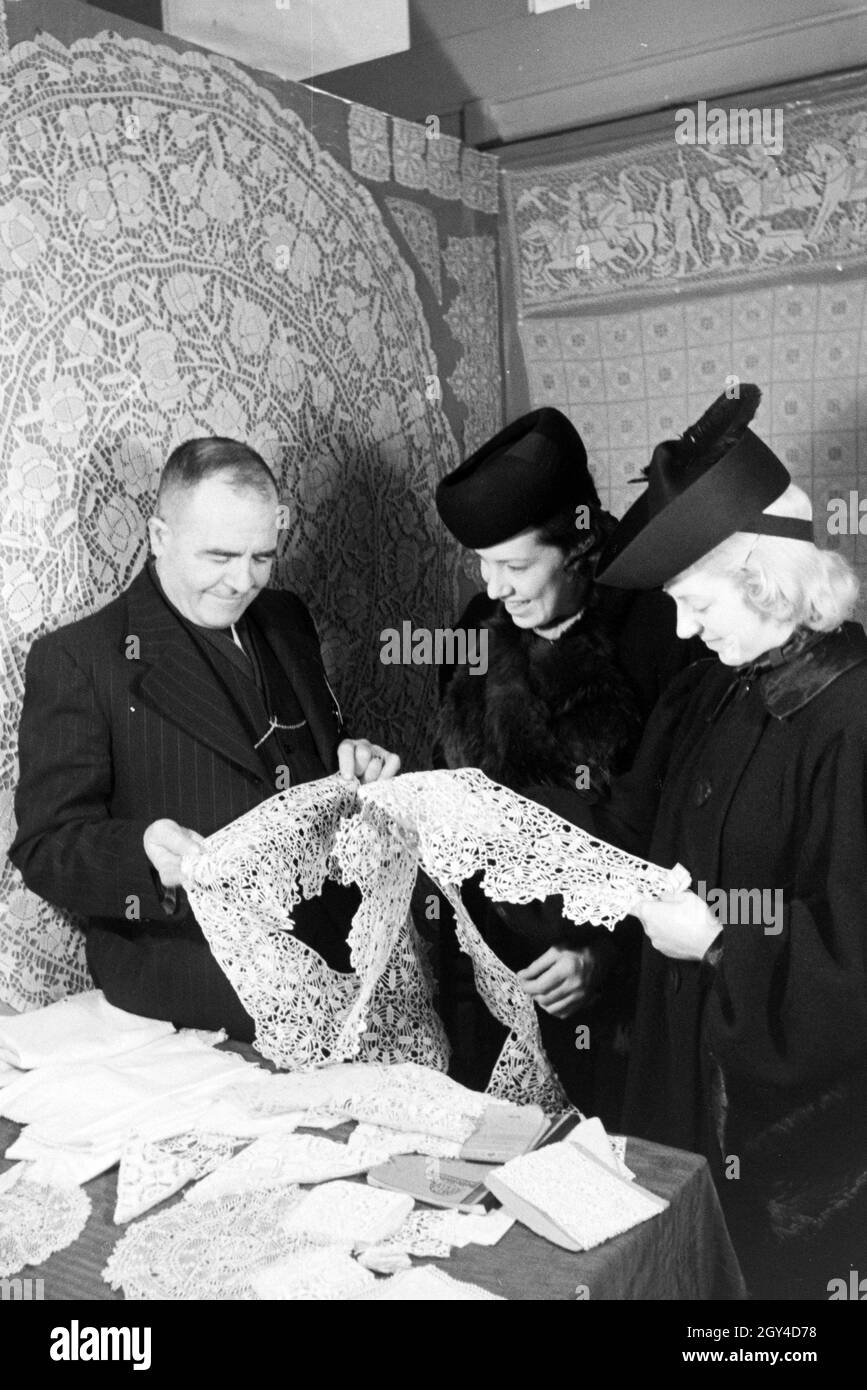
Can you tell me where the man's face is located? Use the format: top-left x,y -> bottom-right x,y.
149,476 -> 279,628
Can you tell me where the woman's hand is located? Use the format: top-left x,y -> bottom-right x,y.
517,944 -> 599,1019
633,890 -> 721,961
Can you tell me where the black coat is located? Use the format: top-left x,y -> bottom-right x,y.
9,567 -> 349,1037
548,622 -> 867,1298
436,585 -> 702,1116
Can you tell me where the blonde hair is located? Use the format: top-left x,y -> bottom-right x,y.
671,484 -> 859,631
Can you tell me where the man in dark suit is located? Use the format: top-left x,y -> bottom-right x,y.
9,437 -> 399,1040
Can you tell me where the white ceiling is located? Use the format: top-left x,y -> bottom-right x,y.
162,0 -> 410,82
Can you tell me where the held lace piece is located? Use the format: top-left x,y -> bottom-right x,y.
183,771 -> 687,1106
182,776 -> 449,1073
0,1165 -> 91,1275
102,1186 -> 314,1300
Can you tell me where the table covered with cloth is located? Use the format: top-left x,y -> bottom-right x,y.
0,1044 -> 745,1302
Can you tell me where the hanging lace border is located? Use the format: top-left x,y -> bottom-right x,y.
183,771 -> 687,1104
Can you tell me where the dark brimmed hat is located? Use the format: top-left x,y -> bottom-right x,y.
435,407 -> 598,549
595,386 -> 814,589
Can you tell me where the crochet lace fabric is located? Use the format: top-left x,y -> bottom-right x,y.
0,25 -> 500,1011
103,1186 -> 314,1300
0,1166 -> 91,1275
184,770 -> 687,1107
493,1142 -> 665,1250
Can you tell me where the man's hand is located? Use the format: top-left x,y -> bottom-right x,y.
143,819 -> 206,889
517,943 -> 598,1019
337,738 -> 401,784
633,890 -> 721,961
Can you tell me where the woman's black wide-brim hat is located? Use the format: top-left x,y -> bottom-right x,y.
435,407 -> 598,548
595,385 -> 814,589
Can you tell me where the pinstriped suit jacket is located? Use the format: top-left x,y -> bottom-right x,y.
8,567 -> 347,1036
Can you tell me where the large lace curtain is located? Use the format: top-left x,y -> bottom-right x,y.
0,2 -> 502,1009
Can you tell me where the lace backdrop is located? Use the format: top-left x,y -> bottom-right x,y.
502,78 -> 867,618
0,14 -> 501,1009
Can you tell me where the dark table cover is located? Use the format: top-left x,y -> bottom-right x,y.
0,1044 -> 746,1301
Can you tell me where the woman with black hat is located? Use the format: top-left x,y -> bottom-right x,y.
434,407 -> 701,1121
568,384 -> 867,1298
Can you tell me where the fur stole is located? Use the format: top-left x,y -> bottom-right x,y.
438,601 -> 643,793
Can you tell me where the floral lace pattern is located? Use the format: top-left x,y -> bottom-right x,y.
0,1165 -> 91,1275
103,1186 -> 312,1299
0,25 -> 501,1011
184,770 -> 686,1106
114,1130 -> 243,1224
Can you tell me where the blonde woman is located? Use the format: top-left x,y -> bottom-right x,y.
573,385 -> 867,1299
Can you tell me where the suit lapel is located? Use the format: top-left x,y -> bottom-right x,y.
126,569 -> 268,783
247,600 -> 342,773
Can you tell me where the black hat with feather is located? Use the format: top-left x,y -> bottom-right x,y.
595,385 -> 813,589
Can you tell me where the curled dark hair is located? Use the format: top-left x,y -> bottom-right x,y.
534,504 -> 618,568
533,504 -> 624,616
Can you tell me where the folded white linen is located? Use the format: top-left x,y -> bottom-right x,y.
4,1137 -> 122,1188
0,991 -> 174,1069
0,1035 -> 259,1184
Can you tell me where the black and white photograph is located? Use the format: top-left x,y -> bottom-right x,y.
0,0 -> 865,1348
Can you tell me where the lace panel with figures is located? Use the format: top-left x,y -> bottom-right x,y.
183,769 -> 687,1107
0,27 -> 480,1010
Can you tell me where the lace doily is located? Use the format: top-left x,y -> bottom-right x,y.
114,1129 -> 244,1223
281,1181 -> 414,1248
250,1246 -> 375,1301
0,23 -> 494,1012
103,1186 -> 313,1300
491,1142 -> 666,1251
184,770 -> 686,1106
0,1165 -> 91,1275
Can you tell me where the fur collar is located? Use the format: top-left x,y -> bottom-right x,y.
438,601 -> 643,794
